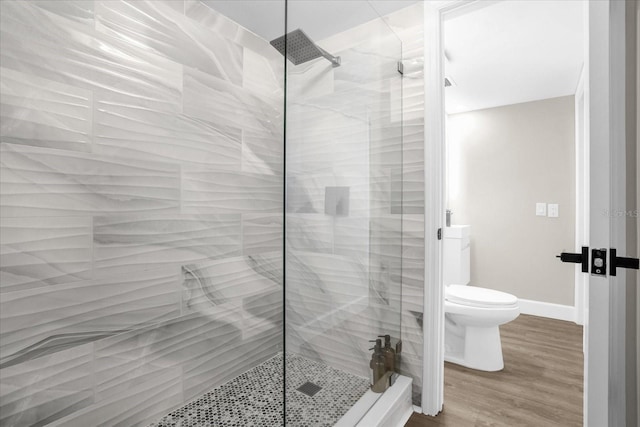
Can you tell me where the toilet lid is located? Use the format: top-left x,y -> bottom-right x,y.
446,285 -> 518,308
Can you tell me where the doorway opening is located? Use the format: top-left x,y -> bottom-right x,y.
440,1 -> 585,424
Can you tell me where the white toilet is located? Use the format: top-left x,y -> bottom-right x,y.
443,225 -> 520,371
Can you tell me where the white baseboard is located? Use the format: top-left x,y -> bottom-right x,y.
518,299 -> 576,322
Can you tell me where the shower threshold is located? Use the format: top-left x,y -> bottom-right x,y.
148,353 -> 371,427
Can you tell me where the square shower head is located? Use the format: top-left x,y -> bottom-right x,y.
270,29 -> 324,65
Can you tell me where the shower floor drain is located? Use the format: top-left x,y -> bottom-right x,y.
297,381 -> 322,397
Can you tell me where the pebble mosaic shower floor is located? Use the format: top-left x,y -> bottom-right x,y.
148,353 -> 371,427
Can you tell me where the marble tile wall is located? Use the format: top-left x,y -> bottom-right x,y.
0,1 -> 284,425
284,3 -> 425,407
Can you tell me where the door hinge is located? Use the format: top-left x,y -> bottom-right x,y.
437,228 -> 442,240
397,61 -> 404,75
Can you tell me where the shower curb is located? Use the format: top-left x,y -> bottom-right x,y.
335,375 -> 413,427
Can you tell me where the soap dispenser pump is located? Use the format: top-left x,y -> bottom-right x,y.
369,339 -> 386,392
378,334 -> 396,373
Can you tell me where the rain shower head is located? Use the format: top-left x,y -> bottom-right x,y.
270,29 -> 341,67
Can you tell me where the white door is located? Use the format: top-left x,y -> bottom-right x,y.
583,1 -> 636,426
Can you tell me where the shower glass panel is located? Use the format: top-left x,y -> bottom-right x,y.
284,1 -> 404,424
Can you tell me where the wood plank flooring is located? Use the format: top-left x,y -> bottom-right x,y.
406,314 -> 583,427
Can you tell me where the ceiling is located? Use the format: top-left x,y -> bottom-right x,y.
444,1 -> 584,114
203,0 -> 420,42
203,1 -> 584,115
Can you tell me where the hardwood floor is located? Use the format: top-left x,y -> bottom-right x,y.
406,314 -> 583,427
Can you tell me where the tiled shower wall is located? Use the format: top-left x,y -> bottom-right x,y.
0,1 -> 284,425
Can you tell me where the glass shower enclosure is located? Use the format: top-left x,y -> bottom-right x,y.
0,0 -> 405,425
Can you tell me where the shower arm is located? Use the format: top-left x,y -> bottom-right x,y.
316,46 -> 341,67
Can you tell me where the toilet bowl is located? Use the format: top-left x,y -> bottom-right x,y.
444,284 -> 520,371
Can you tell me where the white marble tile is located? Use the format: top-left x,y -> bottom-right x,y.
285,174 -> 328,214
286,250 -> 368,331
369,168 -> 392,215
286,173 -> 372,217
287,60 -> 336,101
286,105 -> 369,175
182,170 -> 281,214
403,166 -> 425,214
391,166 -> 424,215
0,143 -> 181,217
0,216 -> 92,293
401,291 -> 424,359
403,78 -> 425,123
93,214 -> 241,276
0,67 -> 92,152
0,343 -> 93,427
94,101 -> 242,171
403,123 -> 424,169
0,1 -> 183,113
242,214 -> 282,255
286,214 -> 333,254
28,0 -> 95,25
331,37 -> 400,87
397,352 -> 423,406
182,326 -> 281,401
402,258 -> 424,290
93,313 -> 238,402
183,66 -> 282,139
95,0 -> 243,86
184,0 -> 283,62
48,368 -> 183,427
286,309 -> 377,381
92,304 -> 280,406
369,216 -> 402,262
242,131 -> 283,176
182,254 -> 282,320
341,177 -> 373,217
369,125 -> 403,170
403,214 -> 425,262
333,217 -> 369,260
0,267 -> 181,368
242,47 -> 284,101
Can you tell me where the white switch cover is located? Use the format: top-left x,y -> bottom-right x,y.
548,203 -> 559,217
536,203 -> 547,216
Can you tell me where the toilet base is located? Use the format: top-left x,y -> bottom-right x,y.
445,323 -> 505,372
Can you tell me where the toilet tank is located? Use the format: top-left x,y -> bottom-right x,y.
443,225 -> 470,286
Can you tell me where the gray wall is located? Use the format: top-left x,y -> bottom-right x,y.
448,96 -> 576,305
0,1 -> 284,425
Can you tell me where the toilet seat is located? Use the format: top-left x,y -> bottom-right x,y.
446,285 -> 518,308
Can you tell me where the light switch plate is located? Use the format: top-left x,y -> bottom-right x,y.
536,203 -> 547,216
548,203 -> 559,217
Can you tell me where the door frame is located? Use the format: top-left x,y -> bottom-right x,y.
421,0 -> 631,422
574,66 -> 588,327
